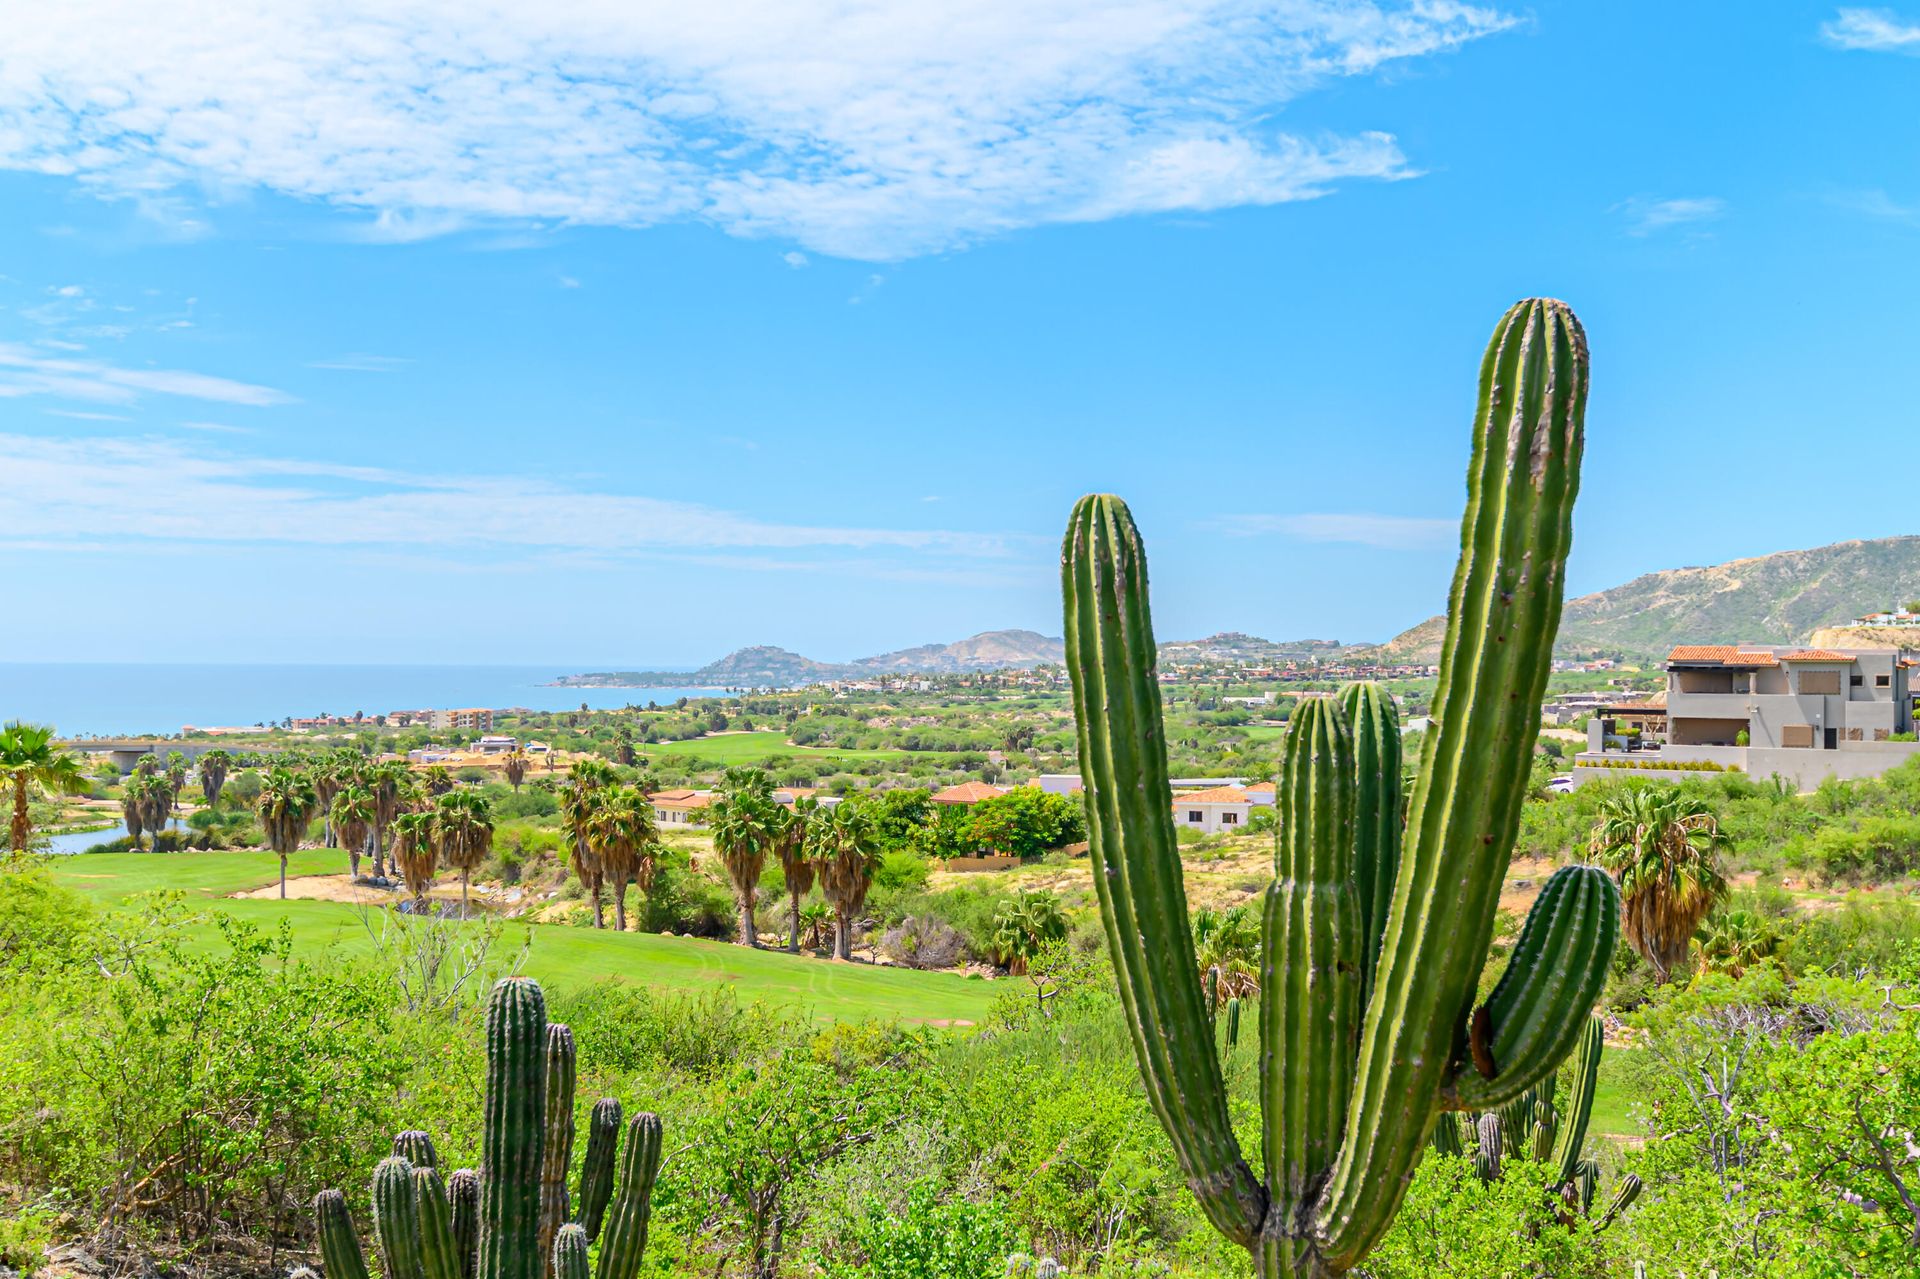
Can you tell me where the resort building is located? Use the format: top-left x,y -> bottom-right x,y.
929,781 -> 1008,806
430,708 -> 494,731
1578,644 -> 1920,789
1172,786 -> 1257,834
474,735 -> 518,754
1852,608 -> 1920,628
648,788 -> 715,825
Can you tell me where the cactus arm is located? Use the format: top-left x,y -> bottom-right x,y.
552,1225 -> 591,1279
1336,682 -> 1401,1008
374,1157 -> 429,1279
1062,494 -> 1267,1248
1317,299 -> 1587,1266
594,1114 -> 664,1279
315,1189 -> 372,1279
448,1169 -> 482,1279
1429,1112 -> 1463,1159
539,1024 -> 579,1268
1452,867 -> 1617,1110
1260,699 -> 1361,1239
575,1098 -> 623,1241
1552,1016 -> 1604,1185
415,1166 -> 464,1279
1597,1173 -> 1641,1229
1473,1115 -> 1503,1183
479,978 -> 549,1279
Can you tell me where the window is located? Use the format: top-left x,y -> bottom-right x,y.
1800,671 -> 1841,696
1222,811 -> 1238,826
1782,724 -> 1814,748
1876,674 -> 1892,688
1187,810 -> 1203,823
1851,674 -> 1864,687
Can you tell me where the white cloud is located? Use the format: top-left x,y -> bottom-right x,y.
1827,187 -> 1920,223
558,275 -> 582,288
783,251 -> 809,268
0,434 -> 1037,568
179,420 -> 256,434
1213,512 -> 1454,549
308,353 -> 412,373
1822,8 -> 1920,51
0,1 -> 1516,260
1614,195 -> 1726,237
0,343 -> 291,406
45,408 -> 132,421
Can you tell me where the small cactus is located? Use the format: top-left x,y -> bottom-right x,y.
394,1130 -> 440,1169
574,1098 -> 623,1242
312,980 -> 663,1279
1473,1114 -> 1503,1184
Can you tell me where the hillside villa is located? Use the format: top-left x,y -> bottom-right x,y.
1577,644 -> 1920,789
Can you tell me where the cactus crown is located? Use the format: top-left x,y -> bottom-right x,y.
1062,300 -> 1618,1278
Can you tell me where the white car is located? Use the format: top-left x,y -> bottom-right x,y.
1544,775 -> 1576,795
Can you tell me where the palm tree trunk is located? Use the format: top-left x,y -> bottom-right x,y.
614,881 -> 628,933
279,854 -> 288,899
788,889 -> 802,953
462,871 -> 471,917
591,881 -> 605,929
350,847 -> 361,879
738,894 -> 758,948
835,909 -> 852,960
11,777 -> 30,855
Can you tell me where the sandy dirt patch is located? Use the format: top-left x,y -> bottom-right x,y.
231,874 -> 480,906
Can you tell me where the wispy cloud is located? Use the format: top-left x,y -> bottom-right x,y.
1821,8 -> 1920,51
0,1 -> 1516,260
0,434 -> 1038,573
1826,187 -> 1920,224
1614,195 -> 1726,237
45,408 -> 131,421
308,353 -> 412,373
179,420 -> 256,435
0,343 -> 291,406
783,252 -> 809,269
1212,512 -> 1454,550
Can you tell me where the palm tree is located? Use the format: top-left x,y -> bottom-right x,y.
773,799 -> 817,953
1192,903 -> 1262,1001
257,766 -> 317,898
139,772 -> 173,845
707,768 -> 778,948
993,891 -> 1067,974
813,799 -> 881,961
164,751 -> 189,813
331,783 -> 377,880
558,760 -> 619,928
311,752 -> 349,848
422,765 -> 455,797
198,748 -> 232,809
432,789 -> 494,915
586,784 -> 659,932
1,722 -> 88,857
503,748 -> 529,792
367,760 -> 410,880
1696,907 -> 1778,978
390,809 -> 438,909
798,899 -> 834,950
1591,787 -> 1732,984
121,775 -> 150,852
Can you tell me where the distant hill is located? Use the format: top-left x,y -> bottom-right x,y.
1365,535 -> 1920,663
555,629 -> 1066,688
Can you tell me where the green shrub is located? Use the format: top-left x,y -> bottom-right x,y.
827,1185 -> 1016,1279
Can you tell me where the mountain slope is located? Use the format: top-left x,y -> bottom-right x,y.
556,629 -> 1065,687
856,629 -> 1063,671
1369,536 -> 1920,662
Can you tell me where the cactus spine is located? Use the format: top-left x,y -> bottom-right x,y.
595,1114 -> 664,1279
552,1224 -> 591,1279
448,1169 -> 482,1279
575,1098 -> 624,1242
539,1024 -> 578,1268
480,977 -> 548,1279
315,1189 -> 371,1279
1063,300 -> 1607,1277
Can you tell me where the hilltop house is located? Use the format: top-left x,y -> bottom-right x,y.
929,781 -> 1007,806
648,788 -> 715,825
1173,786 -> 1260,834
1578,644 -> 1920,789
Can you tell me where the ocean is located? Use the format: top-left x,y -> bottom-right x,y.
0,664 -> 726,738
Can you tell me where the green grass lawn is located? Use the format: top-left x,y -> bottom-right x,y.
1588,1047 -> 1642,1139
49,850 -> 995,1024
636,730 -> 906,764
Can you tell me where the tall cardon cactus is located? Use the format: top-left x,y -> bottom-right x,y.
1062,299 -> 1619,1277
313,978 -> 663,1279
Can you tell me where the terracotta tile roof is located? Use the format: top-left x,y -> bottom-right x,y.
1780,649 -> 1852,662
1665,646 -> 1778,667
1172,786 -> 1251,805
930,781 -> 1007,804
648,789 -> 714,809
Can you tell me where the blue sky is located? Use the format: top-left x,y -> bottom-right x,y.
3,2 -> 1918,666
